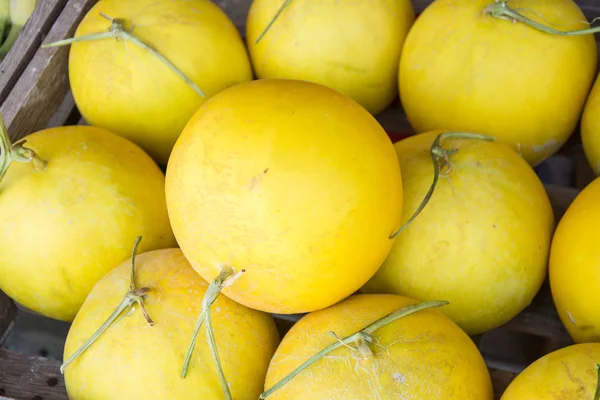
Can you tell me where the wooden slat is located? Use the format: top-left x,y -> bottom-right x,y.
501,283 -> 574,344
44,90 -> 79,129
490,367 -> 518,399
0,292 -> 15,341
545,184 -> 580,224
0,0 -> 68,105
0,0 -> 97,142
0,349 -> 66,400
214,0 -> 252,32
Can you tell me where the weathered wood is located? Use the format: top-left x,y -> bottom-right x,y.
0,349 -> 66,400
0,0 -> 68,105
490,367 -> 519,399
502,283 -> 574,344
0,292 -> 15,341
0,0 -> 96,142
545,184 -> 580,223
44,90 -> 79,130
214,0 -> 252,32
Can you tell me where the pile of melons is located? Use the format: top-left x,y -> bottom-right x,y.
1,0 -> 600,398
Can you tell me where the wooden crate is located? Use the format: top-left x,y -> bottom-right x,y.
0,0 -> 598,399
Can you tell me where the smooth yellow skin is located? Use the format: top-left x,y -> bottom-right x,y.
0,126 -> 176,321
361,131 -> 554,335
582,74 -> 600,175
165,78 -> 403,314
246,0 -> 415,115
69,0 -> 253,165
64,248 -> 280,400
264,294 -> 494,399
501,343 -> 600,399
550,178 -> 600,343
399,0 -> 598,166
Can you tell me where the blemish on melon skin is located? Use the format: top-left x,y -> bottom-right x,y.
531,139 -> 559,154
248,168 -> 269,190
567,310 -> 577,325
393,372 -> 405,383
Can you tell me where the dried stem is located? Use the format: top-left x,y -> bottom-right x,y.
0,113 -> 47,184
254,0 -> 293,44
484,0 -> 600,35
594,364 -> 600,400
389,132 -> 495,239
180,266 -> 246,400
60,236 -> 153,373
42,13 -> 205,97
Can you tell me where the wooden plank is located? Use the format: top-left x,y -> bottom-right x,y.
0,349 -> 67,400
0,0 -> 68,105
215,0 -> 251,32
502,300 -> 573,344
0,0 -> 97,142
490,367 -> 518,399
44,90 -> 79,129
0,292 -> 15,341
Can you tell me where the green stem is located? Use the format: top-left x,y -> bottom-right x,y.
0,114 -> 12,182
129,236 -> 142,292
259,300 -> 449,399
254,0 -> 293,44
0,113 -> 47,184
484,1 -> 600,35
60,236 -> 153,373
42,13 -> 205,97
594,364 -> 600,400
389,132 -> 495,239
205,306 -> 230,400
60,294 -> 136,373
180,266 -> 245,400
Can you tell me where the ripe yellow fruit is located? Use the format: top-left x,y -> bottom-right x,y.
399,0 -> 597,166
68,0 -> 253,165
361,131 -> 554,335
500,343 -> 600,399
165,78 -> 403,314
246,0 -> 415,115
264,294 -> 494,399
550,177 -> 600,343
64,248 -> 280,399
582,74 -> 600,176
0,125 -> 175,322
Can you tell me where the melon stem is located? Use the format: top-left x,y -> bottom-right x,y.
180,266 -> 245,400
41,13 -> 205,97
0,113 -> 47,183
388,132 -> 495,239
484,0 -> 600,35
594,364 -> 600,400
254,0 -> 293,44
259,300 -> 449,399
60,236 -> 154,373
